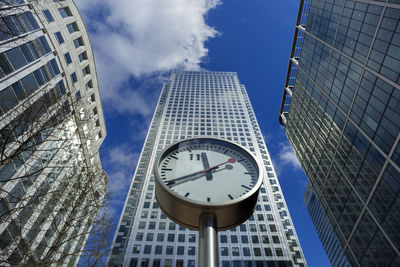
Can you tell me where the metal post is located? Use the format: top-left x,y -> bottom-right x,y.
199,213 -> 219,267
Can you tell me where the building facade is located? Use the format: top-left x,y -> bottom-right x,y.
280,0 -> 400,266
303,184 -> 350,267
108,71 -> 306,267
0,0 -> 106,265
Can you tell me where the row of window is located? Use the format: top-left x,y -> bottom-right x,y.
64,51 -> 87,65
0,36 -> 51,79
0,82 -> 68,183
0,59 -> 61,115
0,11 -> 39,42
132,244 -> 284,258
128,259 -> 292,267
43,6 -> 72,23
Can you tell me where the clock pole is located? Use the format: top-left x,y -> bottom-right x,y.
199,213 -> 219,267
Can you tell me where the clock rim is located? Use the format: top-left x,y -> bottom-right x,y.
155,137 -> 263,206
153,137 -> 265,230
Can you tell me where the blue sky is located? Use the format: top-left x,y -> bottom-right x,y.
76,0 -> 330,266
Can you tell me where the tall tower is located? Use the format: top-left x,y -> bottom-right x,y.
0,0 -> 106,265
280,0 -> 400,266
108,71 -> 306,267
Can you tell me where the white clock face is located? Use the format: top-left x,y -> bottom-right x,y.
158,139 -> 259,204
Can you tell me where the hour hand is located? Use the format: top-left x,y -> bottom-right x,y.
201,152 -> 213,180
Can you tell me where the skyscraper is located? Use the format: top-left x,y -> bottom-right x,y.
303,184 -> 350,267
0,0 -> 106,265
280,0 -> 400,266
108,71 -> 306,267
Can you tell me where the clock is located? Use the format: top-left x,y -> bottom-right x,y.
154,137 -> 264,230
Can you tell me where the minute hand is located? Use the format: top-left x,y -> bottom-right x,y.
165,158 -> 236,186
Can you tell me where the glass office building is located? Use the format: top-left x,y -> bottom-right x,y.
0,0 -> 106,265
108,71 -> 306,267
280,0 -> 400,266
303,184 -> 350,267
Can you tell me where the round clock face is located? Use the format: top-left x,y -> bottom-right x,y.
157,138 -> 259,204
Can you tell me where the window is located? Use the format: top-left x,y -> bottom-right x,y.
144,245 -> 151,254
178,234 -> 185,242
272,236 -> 280,244
188,246 -> 195,255
146,233 -> 153,242
243,247 -> 251,256
135,232 -> 143,241
231,235 -> 238,243
168,222 -> 176,230
82,65 -> 90,76
177,246 -> 184,255
73,37 -> 84,48
132,245 -> 141,254
138,222 -> 145,229
155,245 -> 162,254
148,222 -> 156,229
43,10 -> 54,22
188,234 -> 196,243
85,80 -> 93,91
66,22 -> 79,33
252,235 -> 259,243
55,31 -> 64,44
166,246 -> 173,255
64,52 -> 72,64
264,247 -> 272,256
78,51 -> 87,62
70,72 -> 77,83
0,53 -> 13,76
232,247 -> 239,256
156,233 -> 164,242
59,7 -> 72,18
167,234 -> 174,242
5,47 -> 27,70
254,247 -> 261,256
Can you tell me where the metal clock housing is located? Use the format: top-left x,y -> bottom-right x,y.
154,137 -> 264,231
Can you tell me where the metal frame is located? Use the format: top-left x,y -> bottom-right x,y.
279,0 -> 306,126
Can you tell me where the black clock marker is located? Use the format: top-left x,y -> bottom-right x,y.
170,155 -> 178,160
241,185 -> 251,190
185,192 -> 190,197
162,168 -> 172,171
207,197 -> 211,202
228,194 -> 233,200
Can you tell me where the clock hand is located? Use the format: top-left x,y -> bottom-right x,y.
166,158 -> 236,186
201,152 -> 213,180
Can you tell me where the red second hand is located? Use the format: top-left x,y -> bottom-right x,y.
196,158 -> 236,174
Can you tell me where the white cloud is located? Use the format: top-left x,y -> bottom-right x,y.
279,142 -> 302,169
76,0 -> 221,116
107,146 -> 139,169
273,141 -> 302,176
102,145 -> 140,200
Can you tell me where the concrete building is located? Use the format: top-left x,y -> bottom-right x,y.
0,0 -> 106,265
280,0 -> 400,266
108,71 -> 306,267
